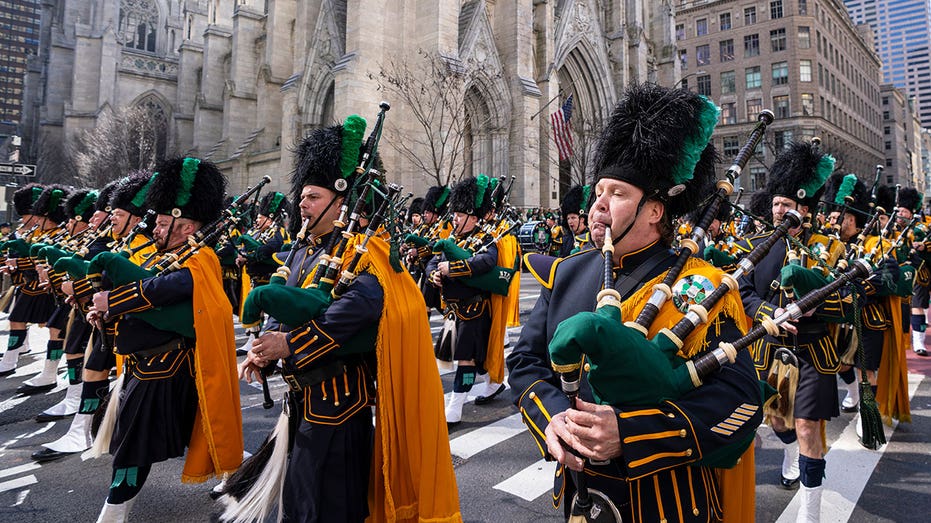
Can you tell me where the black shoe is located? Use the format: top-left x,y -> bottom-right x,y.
17,383 -> 56,395
35,411 -> 72,423
779,476 -> 800,490
474,384 -> 506,405
840,404 -> 859,413
915,348 -> 928,357
31,448 -> 75,463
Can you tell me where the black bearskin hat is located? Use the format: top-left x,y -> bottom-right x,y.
766,140 -> 835,209
292,115 -> 367,200
110,172 -> 154,217
422,185 -> 450,214
95,179 -> 121,213
822,173 -> 870,227
687,197 -> 731,225
31,185 -> 71,223
142,158 -> 226,224
593,83 -> 720,219
258,191 -> 289,219
898,187 -> 923,213
450,175 -> 494,217
748,190 -> 773,224
408,197 -> 424,217
560,185 -> 592,220
64,189 -> 98,222
13,183 -> 44,216
875,185 -> 895,214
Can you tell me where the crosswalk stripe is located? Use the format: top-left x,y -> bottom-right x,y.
0,462 -> 40,480
493,458 -> 556,502
775,372 -> 925,522
449,413 -> 525,459
0,475 -> 37,494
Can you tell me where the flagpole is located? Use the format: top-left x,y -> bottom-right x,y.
529,80 -> 578,121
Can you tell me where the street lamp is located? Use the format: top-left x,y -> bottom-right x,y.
675,70 -> 707,89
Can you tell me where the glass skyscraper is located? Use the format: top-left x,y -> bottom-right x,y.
845,0 -> 931,126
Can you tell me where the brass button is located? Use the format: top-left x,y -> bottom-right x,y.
667,412 -> 675,418
685,449 -> 693,456
679,429 -> 687,437
693,508 -> 700,516
529,392 -> 536,399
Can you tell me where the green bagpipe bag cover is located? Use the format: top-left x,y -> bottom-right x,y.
432,238 -> 516,296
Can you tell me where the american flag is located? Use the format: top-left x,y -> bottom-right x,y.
550,94 -> 574,161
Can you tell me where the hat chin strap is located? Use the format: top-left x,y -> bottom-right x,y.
305,194 -> 342,237
610,193 -> 651,247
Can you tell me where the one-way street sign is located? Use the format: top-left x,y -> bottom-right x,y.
0,163 -> 37,176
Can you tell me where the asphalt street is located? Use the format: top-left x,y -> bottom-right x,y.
0,271 -> 929,522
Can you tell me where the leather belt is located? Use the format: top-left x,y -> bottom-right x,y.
281,359 -> 348,393
129,338 -> 189,360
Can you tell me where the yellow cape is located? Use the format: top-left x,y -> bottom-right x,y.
337,235 -> 461,522
486,234 -> 520,383
876,296 -> 911,425
181,248 -> 245,483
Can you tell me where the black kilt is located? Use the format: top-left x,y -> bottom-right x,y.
84,333 -> 116,372
793,347 -> 840,421
110,349 -> 198,468
64,314 -> 94,355
46,303 -> 70,332
282,408 -> 373,523
9,289 -> 56,324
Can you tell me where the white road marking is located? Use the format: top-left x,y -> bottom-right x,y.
12,488 -> 29,506
0,462 -> 41,480
449,413 -> 525,459
494,458 -> 557,502
0,475 -> 37,494
776,372 -> 924,523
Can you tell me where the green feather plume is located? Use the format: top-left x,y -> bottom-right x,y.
436,187 -> 450,209
582,185 -> 592,212
834,173 -> 858,205
475,174 -> 489,208
49,189 -> 64,213
132,173 -> 158,208
176,158 -> 200,207
31,186 -> 43,204
800,154 -> 835,199
75,191 -> 98,217
916,193 -> 924,213
269,192 -> 284,215
339,115 -> 367,179
670,96 -> 720,186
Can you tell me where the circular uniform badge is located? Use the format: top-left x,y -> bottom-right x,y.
334,178 -> 348,192
671,274 -> 716,313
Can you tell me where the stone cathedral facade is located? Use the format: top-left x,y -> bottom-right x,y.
21,0 -> 675,207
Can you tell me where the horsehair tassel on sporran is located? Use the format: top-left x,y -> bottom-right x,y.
685,258 -> 873,386
662,209 -> 802,352
851,291 -> 886,450
331,183 -> 401,298
628,109 -> 775,335
220,397 -> 292,523
561,224 -> 619,523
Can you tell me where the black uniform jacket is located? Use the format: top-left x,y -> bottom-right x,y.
507,242 -> 762,521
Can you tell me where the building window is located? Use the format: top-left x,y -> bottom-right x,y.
744,34 -> 760,57
747,98 -> 763,120
697,74 -> 712,96
772,62 -> 789,85
721,70 -> 736,94
721,102 -> 737,124
720,39 -> 735,61
679,49 -> 688,70
774,130 -> 793,151
798,27 -> 810,49
118,0 -> 159,52
696,44 -> 710,66
799,60 -> 812,82
883,110 -> 890,119
885,141 -> 892,150
886,158 -> 893,167
723,136 -> 740,157
774,95 -> 790,118
882,96 -> 889,105
720,12 -> 732,30
750,166 -> 766,191
746,66 -> 762,89
696,18 -> 708,36
130,94 -> 170,165
745,6 -> 757,25
799,0 -> 808,15
770,0 -> 784,19
771,28 -> 786,52
676,23 -> 685,40
884,126 -> 891,135
801,93 -> 813,115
